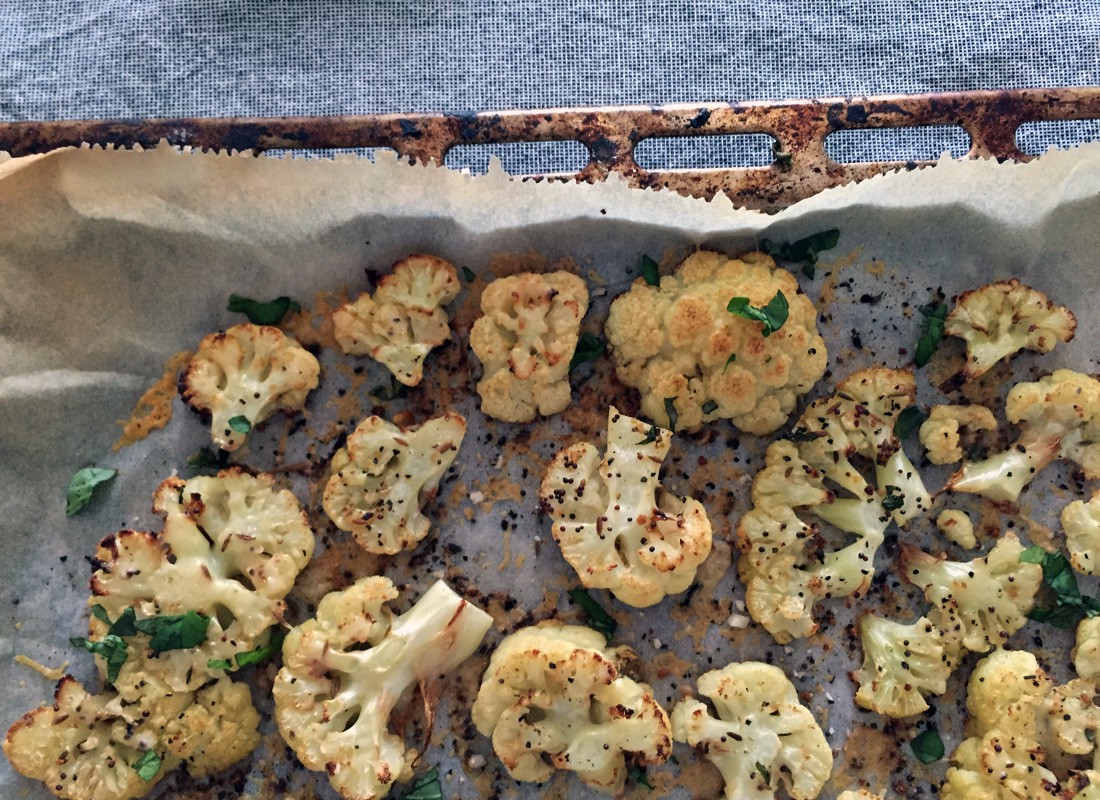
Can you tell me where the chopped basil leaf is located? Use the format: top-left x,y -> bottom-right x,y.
71,634 -> 128,684
915,301 -> 948,367
461,266 -> 476,282
786,429 -> 825,443
1021,547 -> 1100,629
132,749 -> 162,782
569,332 -> 606,371
702,400 -> 719,415
399,767 -> 442,800
664,398 -> 679,432
628,764 -> 654,790
760,229 -> 840,279
235,629 -> 287,668
755,761 -> 772,784
207,658 -> 233,670
227,294 -> 301,326
911,729 -> 944,764
723,353 -> 737,373
727,291 -> 789,338
639,255 -> 660,286
227,415 -> 251,434
91,605 -> 138,637
894,406 -> 928,439
135,610 -> 210,652
882,485 -> 905,512
568,588 -> 617,642
65,467 -> 117,517
187,447 -> 230,475
637,426 -> 660,446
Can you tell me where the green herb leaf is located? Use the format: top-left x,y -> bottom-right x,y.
628,764 -> 654,790
65,467 -> 117,516
207,658 -> 233,670
227,415 -> 251,434
187,447 -> 230,475
702,399 -> 719,415
568,588 -> 617,642
399,767 -> 442,800
760,229 -> 840,279
727,291 -> 789,338
104,606 -> 137,637
131,749 -> 162,782
639,255 -> 660,286
915,302 -> 948,367
370,375 -> 408,401
1021,547 -> 1100,629
894,406 -> 928,439
135,610 -> 210,652
234,629 -> 287,668
637,426 -> 660,446
755,761 -> 772,785
227,294 -> 301,326
461,266 -> 476,282
911,728 -> 945,764
882,485 -> 905,512
71,634 -> 128,684
664,398 -> 679,432
785,429 -> 825,443
723,353 -> 737,373
569,332 -> 606,371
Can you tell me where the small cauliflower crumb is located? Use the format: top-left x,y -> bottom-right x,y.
919,404 -> 997,465
726,612 -> 751,629
936,509 -> 977,549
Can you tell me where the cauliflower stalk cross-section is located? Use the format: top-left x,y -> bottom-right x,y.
539,406 -> 713,607
604,250 -> 827,434
274,577 -> 492,800
333,254 -> 461,386
945,279 -> 1076,379
670,661 -> 833,800
469,270 -> 589,422
946,369 -> 1100,503
180,322 -> 320,450
322,412 -> 466,554
471,624 -> 672,795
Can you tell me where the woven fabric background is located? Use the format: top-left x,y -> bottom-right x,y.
4,0 -> 1100,171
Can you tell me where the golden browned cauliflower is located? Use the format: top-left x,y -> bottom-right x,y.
919,404 -> 998,465
1062,491 -> 1100,575
469,271 -> 589,422
180,323 -> 320,450
945,279 -> 1076,379
333,254 -> 461,386
936,509 -> 977,549
604,250 -> 827,434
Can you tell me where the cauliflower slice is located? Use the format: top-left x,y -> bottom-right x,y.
471,624 -> 672,794
180,323 -> 320,451
274,577 -> 492,800
1077,618 -> 1100,679
469,271 -> 588,422
946,370 -> 1100,503
539,406 -> 713,607
736,369 -> 931,642
1046,678 -> 1100,757
322,412 -> 466,554
670,661 -> 832,800
899,533 -> 1041,654
1063,492 -> 1100,575
945,279 -> 1076,379
852,615 -> 952,718
604,250 -> 827,434
332,254 -> 460,386
919,404 -> 998,465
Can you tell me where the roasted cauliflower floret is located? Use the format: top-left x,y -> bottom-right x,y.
604,250 -> 827,434
322,412 -> 466,554
1074,617 -> 1100,680
471,624 -> 672,794
670,661 -> 832,800
539,407 -> 712,607
274,577 -> 491,800
946,370 -> 1100,503
919,404 -> 998,465
936,509 -> 978,549
180,322 -> 320,451
945,279 -> 1076,379
469,271 -> 588,422
852,615 -> 952,718
332,254 -> 461,386
899,533 -> 1041,654
736,368 -> 930,642
1063,491 -> 1100,575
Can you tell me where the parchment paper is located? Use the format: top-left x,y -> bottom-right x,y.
2,143 -> 1100,800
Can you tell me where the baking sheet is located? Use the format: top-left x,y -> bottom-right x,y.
2,143 -> 1100,800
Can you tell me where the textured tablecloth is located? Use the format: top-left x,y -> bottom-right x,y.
3,2 -> 1100,179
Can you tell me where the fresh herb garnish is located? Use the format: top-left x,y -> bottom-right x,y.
785,428 -> 825,443
227,415 -> 251,434
702,399 -> 719,415
461,266 -> 477,282
135,610 -> 211,652
882,485 -> 905,512
399,767 -> 442,800
894,406 -> 928,439
755,761 -> 772,784
1021,547 -> 1100,629
727,291 -> 789,338
628,764 -> 654,790
186,447 -> 230,475
911,728 -> 945,764
65,467 -> 117,517
209,629 -> 286,671
664,398 -> 679,432
637,426 -> 661,446
639,255 -> 660,286
227,294 -> 301,325
915,301 -> 948,367
131,749 -> 162,782
569,332 -> 606,371
70,634 -> 128,684
760,229 -> 840,278
723,353 -> 737,373
91,605 -> 138,637
568,588 -> 617,642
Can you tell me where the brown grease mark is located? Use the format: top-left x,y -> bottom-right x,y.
652,650 -> 695,682
674,754 -> 726,800
293,537 -> 382,610
670,540 -> 733,650
112,349 -> 193,450
863,257 -> 886,277
829,724 -> 901,796
282,288 -> 350,350
497,528 -> 513,572
1015,504 -> 1057,551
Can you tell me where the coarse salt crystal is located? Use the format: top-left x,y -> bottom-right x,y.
469,490 -> 485,504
